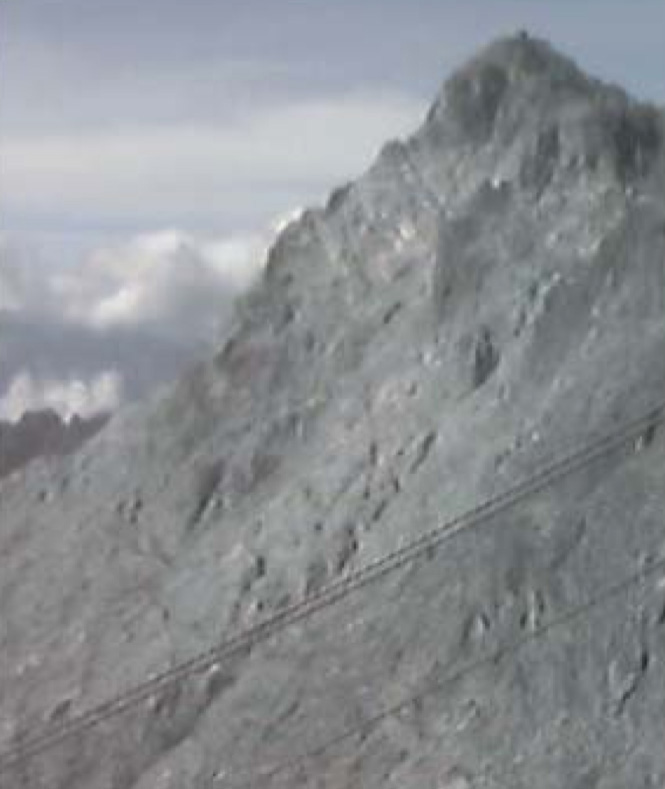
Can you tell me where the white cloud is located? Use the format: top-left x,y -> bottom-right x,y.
52,227 -> 271,339
0,213 -> 290,419
2,185 -> 299,420
2,220 -> 280,341
0,370 -> 123,421
1,92 -> 424,229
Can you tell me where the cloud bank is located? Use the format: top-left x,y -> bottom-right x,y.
0,370 -> 123,422
0,220 -> 284,420
2,226 -> 270,336
52,229 -> 268,339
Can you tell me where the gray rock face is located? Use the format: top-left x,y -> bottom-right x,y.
0,34 -> 664,788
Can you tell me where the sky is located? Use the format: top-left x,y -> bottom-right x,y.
1,0 -> 664,419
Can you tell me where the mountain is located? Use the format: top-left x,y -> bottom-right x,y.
0,409 -> 109,481
0,34 -> 663,788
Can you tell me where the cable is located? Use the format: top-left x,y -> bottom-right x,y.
2,401 -> 663,771
219,554 -> 665,787
0,400 -> 662,773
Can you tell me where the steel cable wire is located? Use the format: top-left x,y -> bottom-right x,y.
220,554 -> 665,787
0,400 -> 663,773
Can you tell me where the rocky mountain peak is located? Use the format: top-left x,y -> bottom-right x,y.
0,37 -> 663,789
421,32 -> 663,189
457,31 -> 587,86
425,35 -> 579,134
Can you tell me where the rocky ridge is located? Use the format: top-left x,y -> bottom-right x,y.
0,410 -> 109,481
0,34 -> 664,789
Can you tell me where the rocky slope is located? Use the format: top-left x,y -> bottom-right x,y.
0,409 -> 109,480
0,34 -> 664,789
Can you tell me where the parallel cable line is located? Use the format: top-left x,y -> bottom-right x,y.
220,554 -> 665,787
0,400 -> 663,773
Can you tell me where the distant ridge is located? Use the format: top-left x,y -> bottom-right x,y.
0,409 -> 109,480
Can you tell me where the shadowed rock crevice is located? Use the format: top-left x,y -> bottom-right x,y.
520,124 -> 561,196
609,105 -> 663,184
472,327 -> 500,389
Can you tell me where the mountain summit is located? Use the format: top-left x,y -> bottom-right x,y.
424,32 -> 662,183
0,35 -> 664,788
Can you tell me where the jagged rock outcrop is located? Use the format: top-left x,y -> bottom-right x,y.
0,409 -> 109,480
0,34 -> 664,788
